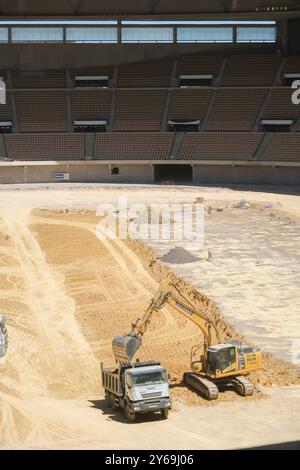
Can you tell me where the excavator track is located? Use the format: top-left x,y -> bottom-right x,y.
229,376 -> 254,397
184,372 -> 219,400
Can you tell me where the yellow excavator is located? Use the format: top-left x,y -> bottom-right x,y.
112,282 -> 262,400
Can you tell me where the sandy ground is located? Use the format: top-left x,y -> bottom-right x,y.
0,184 -> 300,449
145,199 -> 300,363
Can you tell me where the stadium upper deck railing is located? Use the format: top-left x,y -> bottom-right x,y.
0,21 -> 277,45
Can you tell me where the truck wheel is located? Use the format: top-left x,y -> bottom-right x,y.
160,409 -> 169,420
125,403 -> 136,423
105,392 -> 116,409
109,393 -> 117,410
105,391 -> 111,407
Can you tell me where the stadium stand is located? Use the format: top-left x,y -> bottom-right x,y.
168,89 -> 212,121
0,1 -> 299,186
262,89 -> 300,120
0,53 -> 299,173
114,90 -> 167,131
71,90 -> 112,121
206,89 -> 267,131
12,70 -> 66,88
179,133 -> 263,160
71,66 -> 114,80
221,55 -> 281,86
94,133 -> 174,160
0,135 -> 6,159
15,91 -> 67,132
261,134 -> 300,162
5,133 -> 84,160
176,55 -> 223,80
283,56 -> 300,75
0,91 -> 12,121
118,59 -> 173,87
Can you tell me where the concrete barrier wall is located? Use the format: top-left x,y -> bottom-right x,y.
193,165 -> 235,184
69,164 -> 110,183
0,163 -> 299,186
0,163 -> 154,184
235,166 -> 276,185
193,165 -> 300,186
26,165 -> 68,183
276,167 -> 300,186
0,166 -> 24,184
110,164 -> 153,183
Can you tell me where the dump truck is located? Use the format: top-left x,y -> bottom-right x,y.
101,359 -> 171,422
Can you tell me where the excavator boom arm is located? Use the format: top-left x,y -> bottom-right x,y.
112,282 -> 219,364
131,289 -> 167,337
164,296 -> 219,346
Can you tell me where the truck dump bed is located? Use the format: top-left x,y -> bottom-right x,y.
101,364 -> 123,396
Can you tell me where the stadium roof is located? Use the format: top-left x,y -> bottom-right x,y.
0,0 -> 299,17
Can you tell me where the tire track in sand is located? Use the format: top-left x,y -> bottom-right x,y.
4,210 -> 96,371
0,208 -> 98,447
34,215 -> 200,346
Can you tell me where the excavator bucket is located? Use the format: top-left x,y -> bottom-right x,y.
0,315 -> 8,358
112,334 -> 142,365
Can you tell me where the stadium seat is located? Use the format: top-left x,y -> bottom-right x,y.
94,133 -> 174,160
261,133 -> 300,162
5,133 -> 84,160
179,133 -> 264,160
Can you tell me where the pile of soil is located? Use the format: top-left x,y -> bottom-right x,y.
161,247 -> 199,264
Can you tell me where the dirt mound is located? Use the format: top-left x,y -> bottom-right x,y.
161,247 -> 199,264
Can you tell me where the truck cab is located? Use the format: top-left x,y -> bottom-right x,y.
102,360 -> 171,422
124,364 -> 171,416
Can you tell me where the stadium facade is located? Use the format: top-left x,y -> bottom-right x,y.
0,0 -> 299,185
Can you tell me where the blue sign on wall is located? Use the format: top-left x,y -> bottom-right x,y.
55,172 -> 70,181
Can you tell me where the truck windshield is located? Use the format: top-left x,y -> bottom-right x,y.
131,372 -> 165,386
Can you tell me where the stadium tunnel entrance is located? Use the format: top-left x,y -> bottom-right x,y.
154,164 -> 193,184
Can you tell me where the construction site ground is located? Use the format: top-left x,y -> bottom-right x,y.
0,184 -> 300,449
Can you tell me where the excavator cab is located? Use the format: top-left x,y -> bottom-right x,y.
206,344 -> 237,376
